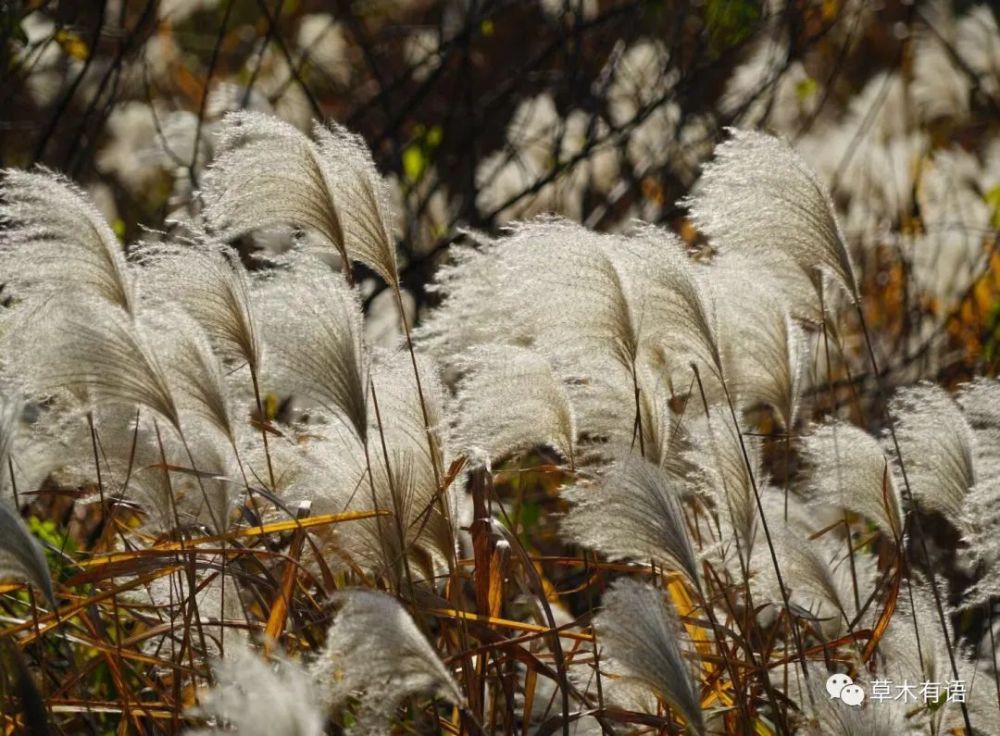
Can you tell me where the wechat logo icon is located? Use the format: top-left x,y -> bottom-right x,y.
826,673 -> 865,706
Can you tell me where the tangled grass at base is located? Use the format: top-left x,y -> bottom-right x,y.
0,3 -> 1000,734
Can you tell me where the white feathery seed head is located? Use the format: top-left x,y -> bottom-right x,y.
314,121 -> 399,285
0,393 -> 56,608
803,421 -> 904,542
256,256 -> 368,441
563,456 -> 701,590
144,307 -> 235,443
11,297 -> 180,429
686,128 -> 857,299
451,345 -> 575,466
613,224 -> 723,378
312,590 -> 462,733
134,239 -> 262,372
686,410 -> 761,566
0,168 -> 136,313
890,383 -> 975,526
597,579 -> 704,734
954,378 -> 1000,606
419,220 -> 640,377
366,351 -> 455,574
712,252 -> 807,428
189,644 -> 324,736
203,111 -> 398,285
368,348 -> 448,476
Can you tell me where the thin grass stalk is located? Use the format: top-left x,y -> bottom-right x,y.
177,434 -> 227,659
686,412 -> 759,730
818,286 -> 863,627
369,380 -> 417,603
8,456 -> 19,508
822,300 -> 926,668
387,270 -> 475,693
631,360 -> 645,457
152,420 -> 211,693
854,305 -> 973,734
249,366 -> 277,493
391,278 -> 472,609
335,239 -> 421,606
583,551 -> 608,729
362,440 -> 395,594
24,591 -> 60,727
715,369 -> 814,706
85,411 -> 129,724
690,367 -> 787,734
988,601 -> 1000,717
494,519 -> 571,736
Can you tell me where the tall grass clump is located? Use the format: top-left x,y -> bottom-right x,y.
0,112 -> 998,736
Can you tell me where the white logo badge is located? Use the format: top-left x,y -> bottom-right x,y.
826,673 -> 865,706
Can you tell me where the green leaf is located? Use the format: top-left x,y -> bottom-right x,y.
984,184 -> 1000,230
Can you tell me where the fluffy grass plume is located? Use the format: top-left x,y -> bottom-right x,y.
203,111 -> 398,285
311,590 -> 463,733
686,128 -> 857,298
0,393 -> 56,607
563,456 -> 701,590
0,168 -> 135,312
597,579 -> 704,735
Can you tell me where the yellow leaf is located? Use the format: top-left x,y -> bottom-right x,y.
55,29 -> 88,60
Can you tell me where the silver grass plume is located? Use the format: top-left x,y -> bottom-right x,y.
890,383 -> 975,525
0,168 -> 136,313
171,427 -> 239,535
256,256 -> 368,440
419,220 -> 639,376
596,579 -> 704,734
134,240 -> 261,372
55,406 -> 179,532
0,393 -> 20,495
369,349 -> 448,477
713,252 -> 807,429
615,224 -> 723,377
0,393 -> 56,608
314,121 -> 399,285
802,422 -> 904,542
0,501 -> 57,609
773,532 -> 870,639
955,379 -> 1000,607
871,585 -> 991,736
511,220 -> 639,372
14,297 -> 180,429
79,407 -> 237,534
750,493 -> 874,639
879,583 -> 948,691
686,410 -> 760,567
634,362 -> 691,475
360,451 -> 438,586
413,239 -> 503,372
280,423 -> 367,517
129,564 -> 243,659
451,345 -> 575,466
285,421 -> 444,583
203,111 -> 398,285
577,358 -> 692,473
312,590 -> 463,734
802,668 -> 906,736
203,112 -> 343,262
145,307 -> 235,443
367,351 -> 454,572
188,644 -> 323,736
686,128 -> 857,299
562,456 -> 701,590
